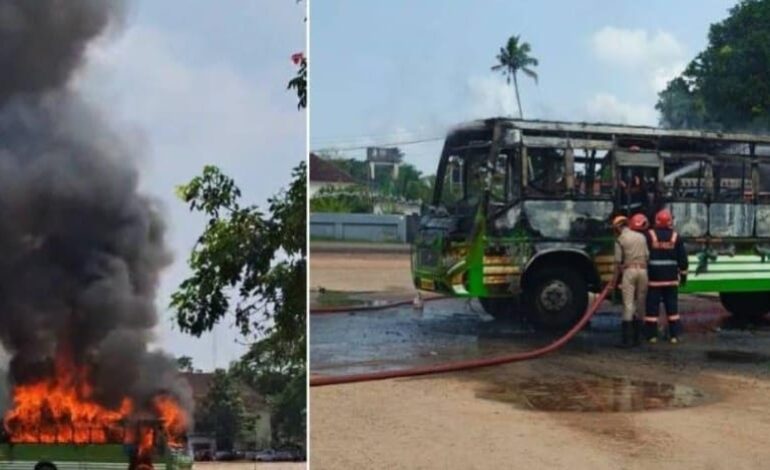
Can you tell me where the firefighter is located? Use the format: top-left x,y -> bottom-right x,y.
613,214 -> 649,348
644,209 -> 688,344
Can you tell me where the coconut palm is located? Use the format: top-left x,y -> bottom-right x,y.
491,35 -> 539,119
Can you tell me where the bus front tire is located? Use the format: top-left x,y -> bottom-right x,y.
719,292 -> 770,321
35,464 -> 56,470
478,297 -> 515,320
523,266 -> 588,331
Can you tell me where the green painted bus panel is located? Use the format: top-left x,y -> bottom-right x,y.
0,444 -> 126,462
0,443 -> 192,469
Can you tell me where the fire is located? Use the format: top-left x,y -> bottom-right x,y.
2,344 -> 187,460
152,395 -> 187,448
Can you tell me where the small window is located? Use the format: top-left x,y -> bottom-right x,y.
525,147 -> 567,197
757,162 -> 770,204
574,149 -> 611,198
713,159 -> 751,203
662,157 -> 708,200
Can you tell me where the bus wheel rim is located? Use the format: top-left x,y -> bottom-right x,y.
540,280 -> 570,312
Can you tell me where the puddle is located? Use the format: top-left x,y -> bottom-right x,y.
706,349 -> 770,363
478,377 -> 705,412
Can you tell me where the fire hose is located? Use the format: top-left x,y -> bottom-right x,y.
309,269 -> 620,387
310,296 -> 447,315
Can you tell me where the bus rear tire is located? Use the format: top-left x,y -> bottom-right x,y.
523,266 -> 587,331
478,297 -> 515,320
719,292 -> 770,321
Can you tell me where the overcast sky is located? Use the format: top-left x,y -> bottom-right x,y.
76,0 -> 306,371
310,0 -> 738,173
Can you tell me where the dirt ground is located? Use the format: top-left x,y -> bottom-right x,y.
310,250 -> 413,293
193,463 -> 305,469
310,250 -> 770,469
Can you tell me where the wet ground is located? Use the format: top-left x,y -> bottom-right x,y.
311,295 -> 770,414
311,295 -> 768,374
310,250 -> 770,469
477,377 -> 705,412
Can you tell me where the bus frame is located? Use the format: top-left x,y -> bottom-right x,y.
412,118 -> 770,329
0,419 -> 193,470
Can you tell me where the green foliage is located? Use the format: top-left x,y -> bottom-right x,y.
176,356 -> 194,373
309,185 -> 374,213
232,336 -> 305,447
172,162 -> 306,448
491,34 -> 539,119
288,54 -> 307,110
314,156 -> 433,203
172,163 -> 306,364
657,0 -> 770,129
195,369 -> 247,451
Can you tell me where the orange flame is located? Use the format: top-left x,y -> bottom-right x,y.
153,395 -> 187,448
2,345 -> 187,461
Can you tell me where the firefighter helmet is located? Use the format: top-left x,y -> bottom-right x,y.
654,209 -> 673,229
630,213 -> 649,231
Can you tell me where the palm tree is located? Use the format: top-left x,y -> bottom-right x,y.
491,35 -> 539,119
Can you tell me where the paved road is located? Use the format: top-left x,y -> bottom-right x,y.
193,463 -> 305,469
310,295 -> 734,376
311,295 -> 770,469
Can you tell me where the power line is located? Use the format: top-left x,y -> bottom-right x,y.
311,129 -> 447,147
312,136 -> 443,152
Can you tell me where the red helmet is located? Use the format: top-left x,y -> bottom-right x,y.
654,209 -> 673,229
630,213 -> 649,231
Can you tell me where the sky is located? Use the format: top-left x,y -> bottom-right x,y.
74,0 -> 306,371
310,0 -> 739,174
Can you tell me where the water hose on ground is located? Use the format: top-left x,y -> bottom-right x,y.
310,296 -> 446,314
310,269 -> 620,387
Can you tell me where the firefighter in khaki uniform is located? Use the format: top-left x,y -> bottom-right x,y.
612,213 -> 650,348
644,209 -> 689,344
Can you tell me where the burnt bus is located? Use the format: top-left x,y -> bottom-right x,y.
412,118 -> 770,329
0,419 -> 192,470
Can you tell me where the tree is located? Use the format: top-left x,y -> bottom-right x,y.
288,52 -> 307,110
288,0 -> 307,110
491,35 -> 539,119
171,163 -> 306,447
232,336 -> 305,447
657,0 -> 770,130
319,156 -> 433,202
176,356 -> 194,373
172,162 -> 306,363
195,369 -> 247,451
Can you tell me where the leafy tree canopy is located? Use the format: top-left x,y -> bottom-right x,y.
171,163 -> 306,447
657,0 -> 770,130
172,163 -> 306,364
196,369 -> 248,451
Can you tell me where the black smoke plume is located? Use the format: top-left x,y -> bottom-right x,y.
0,0 -> 191,416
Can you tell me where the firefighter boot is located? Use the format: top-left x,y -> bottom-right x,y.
616,321 -> 633,349
644,320 -> 658,344
669,319 -> 681,344
633,318 -> 642,346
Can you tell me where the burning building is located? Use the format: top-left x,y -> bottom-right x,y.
0,1 -> 192,467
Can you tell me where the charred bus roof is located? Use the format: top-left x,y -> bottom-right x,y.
446,118 -> 770,154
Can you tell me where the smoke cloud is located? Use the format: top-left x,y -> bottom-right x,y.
0,0 -> 191,415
